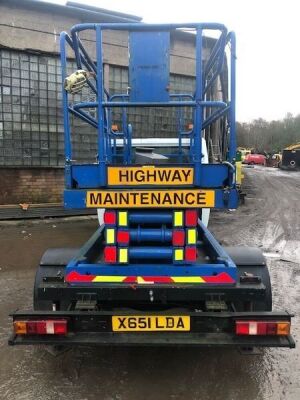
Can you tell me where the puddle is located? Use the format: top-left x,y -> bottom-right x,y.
263,252 -> 281,258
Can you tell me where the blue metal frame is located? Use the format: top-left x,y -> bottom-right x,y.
60,22 -> 237,204
61,22 -> 239,282
65,221 -> 237,282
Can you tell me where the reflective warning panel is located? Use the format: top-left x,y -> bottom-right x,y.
108,166 -> 194,186
86,190 -> 215,208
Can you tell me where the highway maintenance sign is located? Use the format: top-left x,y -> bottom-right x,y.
86,189 -> 215,208
107,166 -> 194,186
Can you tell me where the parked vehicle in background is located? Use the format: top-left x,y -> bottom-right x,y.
266,153 -> 281,168
280,142 -> 300,170
237,147 -> 253,162
243,153 -> 266,165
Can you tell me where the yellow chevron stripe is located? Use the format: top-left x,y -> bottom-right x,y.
172,276 -> 205,283
92,275 -> 126,282
91,276 -> 206,284
137,276 -> 154,284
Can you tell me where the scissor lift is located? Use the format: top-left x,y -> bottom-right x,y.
9,23 -> 294,348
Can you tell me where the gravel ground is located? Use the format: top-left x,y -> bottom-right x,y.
0,166 -> 299,400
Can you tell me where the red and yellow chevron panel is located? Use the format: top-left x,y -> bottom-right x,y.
66,271 -> 235,284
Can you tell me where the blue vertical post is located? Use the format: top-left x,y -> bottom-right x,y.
122,108 -> 127,164
127,123 -> 132,164
60,32 -> 72,188
193,27 -> 203,186
228,32 -> 236,163
95,25 -> 106,185
105,109 -> 112,163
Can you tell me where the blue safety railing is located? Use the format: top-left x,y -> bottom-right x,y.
60,22 -> 237,197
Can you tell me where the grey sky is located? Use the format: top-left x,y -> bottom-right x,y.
48,0 -> 300,122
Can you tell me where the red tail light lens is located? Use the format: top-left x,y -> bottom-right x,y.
104,210 -> 117,225
14,320 -> 67,335
117,230 -> 130,245
185,210 -> 198,227
172,230 -> 185,246
266,323 -> 277,335
104,246 -> 117,263
236,321 -> 290,336
26,321 -> 38,334
235,322 -> 249,335
53,320 -> 68,335
185,246 -> 197,262
36,321 -> 47,334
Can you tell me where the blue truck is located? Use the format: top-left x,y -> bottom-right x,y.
9,22 -> 295,348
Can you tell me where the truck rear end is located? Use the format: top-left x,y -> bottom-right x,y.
9,22 -> 295,349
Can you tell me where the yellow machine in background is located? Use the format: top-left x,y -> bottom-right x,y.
237,147 -> 253,162
235,161 -> 244,186
284,142 -> 300,151
235,150 -> 246,203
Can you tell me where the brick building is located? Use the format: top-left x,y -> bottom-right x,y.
0,0 -> 215,206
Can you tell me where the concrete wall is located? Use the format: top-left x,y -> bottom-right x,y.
0,2 -> 211,76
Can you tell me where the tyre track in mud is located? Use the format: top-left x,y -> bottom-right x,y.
211,166 -> 300,400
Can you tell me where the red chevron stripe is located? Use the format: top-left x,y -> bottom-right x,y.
142,276 -> 174,283
66,271 -> 96,282
202,272 -> 235,284
123,276 -> 137,283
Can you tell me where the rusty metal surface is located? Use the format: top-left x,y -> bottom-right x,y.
0,204 -> 95,220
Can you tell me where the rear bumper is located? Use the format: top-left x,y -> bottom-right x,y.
9,331 -> 295,347
9,310 -> 295,348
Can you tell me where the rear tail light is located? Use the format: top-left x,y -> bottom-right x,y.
104,246 -> 117,263
104,210 -> 116,225
172,230 -> 185,246
236,321 -> 290,336
185,246 -> 197,262
14,320 -> 67,335
117,230 -> 130,245
185,210 -> 198,227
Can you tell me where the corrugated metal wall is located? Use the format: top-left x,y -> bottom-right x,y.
0,49 -> 195,166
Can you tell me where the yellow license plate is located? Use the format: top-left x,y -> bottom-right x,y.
112,316 -> 190,332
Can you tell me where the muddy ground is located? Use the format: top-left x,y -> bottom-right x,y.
0,166 -> 299,400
